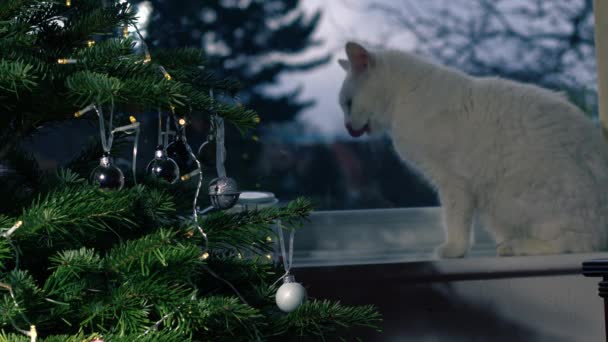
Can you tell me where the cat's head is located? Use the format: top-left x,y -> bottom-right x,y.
338,42 -> 387,138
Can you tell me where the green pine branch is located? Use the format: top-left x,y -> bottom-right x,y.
197,198 -> 312,253
273,300 -> 382,340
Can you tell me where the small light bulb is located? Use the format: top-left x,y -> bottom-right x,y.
158,66 -> 172,80
237,253 -> 243,259
143,52 -> 152,64
178,118 -> 186,126
129,116 -> 137,123
201,252 -> 209,260
66,0 -> 71,6
122,26 -> 129,38
58,58 -> 77,65
265,254 -> 272,260
74,103 -> 95,118
266,236 -> 272,243
253,116 -> 261,123
87,40 -> 95,48
14,221 -> 23,229
181,174 -> 190,181
29,325 -> 37,339
252,135 -> 259,142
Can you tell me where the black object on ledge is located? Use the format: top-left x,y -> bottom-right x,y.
583,259 -> 608,342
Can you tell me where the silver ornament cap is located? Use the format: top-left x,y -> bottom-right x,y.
208,176 -> 240,210
275,275 -> 307,313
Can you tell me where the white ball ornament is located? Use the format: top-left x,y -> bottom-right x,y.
275,275 -> 307,313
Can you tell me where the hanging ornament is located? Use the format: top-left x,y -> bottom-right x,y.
208,176 -> 240,210
196,136 -> 219,170
167,136 -> 199,175
275,275 -> 307,313
74,102 -> 139,189
146,145 -> 180,183
273,222 -> 306,312
91,153 -> 124,190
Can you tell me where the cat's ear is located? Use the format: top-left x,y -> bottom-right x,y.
338,59 -> 350,71
345,42 -> 372,73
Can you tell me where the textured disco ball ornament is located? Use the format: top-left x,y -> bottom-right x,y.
275,275 -> 307,313
208,176 -> 240,210
91,153 -> 124,190
166,137 -> 198,175
146,146 -> 180,184
197,139 -> 218,170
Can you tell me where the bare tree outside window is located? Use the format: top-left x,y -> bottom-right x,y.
364,0 -> 597,115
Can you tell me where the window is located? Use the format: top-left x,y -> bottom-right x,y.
27,1 -> 602,261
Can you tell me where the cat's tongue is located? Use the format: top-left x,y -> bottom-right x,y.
346,122 -> 370,137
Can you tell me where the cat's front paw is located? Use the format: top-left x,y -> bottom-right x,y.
436,242 -> 468,258
496,242 -> 515,257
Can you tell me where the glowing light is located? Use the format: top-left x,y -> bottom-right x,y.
143,52 -> 152,64
14,221 -> 23,229
158,66 -> 172,80
129,116 -> 137,123
251,135 -> 259,142
122,26 -> 129,38
66,0 -> 71,6
178,118 -> 186,126
201,252 -> 210,260
74,104 -> 95,118
265,254 -> 272,260
29,325 -> 37,340
86,40 -> 95,48
265,236 -> 272,243
253,116 -> 261,123
57,58 -> 77,64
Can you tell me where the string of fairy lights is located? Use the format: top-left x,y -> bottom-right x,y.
0,0 -> 305,339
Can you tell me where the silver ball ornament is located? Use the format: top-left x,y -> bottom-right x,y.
146,146 -> 180,184
91,154 -> 124,190
208,176 -> 240,210
275,275 -> 307,313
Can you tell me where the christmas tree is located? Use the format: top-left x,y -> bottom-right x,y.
0,1 -> 381,340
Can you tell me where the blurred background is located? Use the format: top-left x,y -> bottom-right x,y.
27,0 -> 598,211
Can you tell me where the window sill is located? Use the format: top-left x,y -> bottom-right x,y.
292,207 -> 608,281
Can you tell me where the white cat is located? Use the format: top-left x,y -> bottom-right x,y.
338,41 -> 608,258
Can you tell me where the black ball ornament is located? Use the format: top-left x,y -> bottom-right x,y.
146,146 -> 180,184
166,137 -> 198,176
197,139 -> 217,170
91,153 -> 125,190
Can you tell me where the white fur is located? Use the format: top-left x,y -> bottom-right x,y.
338,43 -> 608,257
